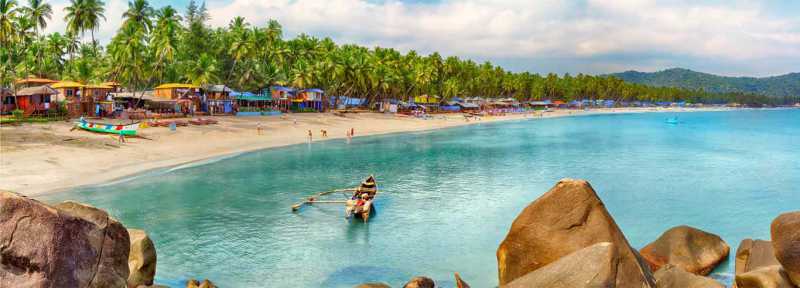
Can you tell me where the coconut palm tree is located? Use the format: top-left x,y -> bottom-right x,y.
20,0 -> 50,34
0,0 -> 17,46
122,0 -> 153,33
184,53 -> 218,86
64,0 -> 104,53
150,5 -> 180,83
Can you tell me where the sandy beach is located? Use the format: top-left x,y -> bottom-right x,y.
0,107 -> 731,196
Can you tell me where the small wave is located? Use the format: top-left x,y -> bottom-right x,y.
166,152 -> 244,173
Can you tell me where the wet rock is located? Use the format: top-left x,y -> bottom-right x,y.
501,242 -> 618,288
354,283 -> 391,288
653,264 -> 725,288
55,201 -> 131,287
0,191 -> 130,287
454,272 -> 470,288
127,229 -> 157,287
496,179 -> 655,287
736,239 -> 780,276
186,278 -> 216,288
639,225 -> 730,275
771,211 -> 800,286
735,265 -> 795,288
403,276 -> 435,288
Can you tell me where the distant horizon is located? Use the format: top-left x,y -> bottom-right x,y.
38,0 -> 800,78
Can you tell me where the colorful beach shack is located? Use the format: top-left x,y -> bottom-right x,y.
14,85 -> 58,116
15,77 -> 58,89
204,84 -> 234,114
50,81 -> 85,117
295,88 -> 325,112
270,86 -> 295,112
154,83 -> 201,114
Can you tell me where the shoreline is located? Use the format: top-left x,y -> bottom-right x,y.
0,107 -> 741,196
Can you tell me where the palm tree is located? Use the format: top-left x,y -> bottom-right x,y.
64,0 -> 104,53
150,5 -> 180,83
184,53 -> 218,86
20,0 -> 50,34
122,0 -> 153,32
0,0 -> 17,46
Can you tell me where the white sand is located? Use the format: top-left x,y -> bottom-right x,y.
0,107 -> 731,196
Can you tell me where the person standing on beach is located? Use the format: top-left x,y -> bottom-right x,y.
118,132 -> 126,144
308,130 -> 313,142
350,128 -> 354,137
257,122 -> 263,135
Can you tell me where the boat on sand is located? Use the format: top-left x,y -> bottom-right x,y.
74,118 -> 140,136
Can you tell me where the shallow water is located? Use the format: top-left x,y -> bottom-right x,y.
42,109 -> 800,287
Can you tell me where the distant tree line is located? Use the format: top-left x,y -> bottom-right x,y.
0,0 -> 795,105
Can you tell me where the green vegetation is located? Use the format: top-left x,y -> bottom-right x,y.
0,0 -> 796,105
611,68 -> 800,99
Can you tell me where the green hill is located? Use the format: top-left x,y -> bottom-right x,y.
610,68 -> 800,98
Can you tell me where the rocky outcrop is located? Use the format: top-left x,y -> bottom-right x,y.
402,276 -> 435,288
354,283 -> 391,288
55,201 -> 131,288
736,239 -> 781,277
186,278 -> 217,288
735,265 -> 795,288
454,272 -> 470,288
0,191 -> 130,288
653,264 -> 724,288
496,179 -> 656,287
127,229 -> 157,288
639,225 -> 730,275
771,211 -> 800,286
501,242 -> 618,288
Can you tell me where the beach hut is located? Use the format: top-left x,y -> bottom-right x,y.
14,77 -> 58,89
154,83 -> 202,115
414,94 -> 441,111
270,86 -> 296,112
50,81 -> 85,117
439,101 -> 461,112
15,85 -> 58,116
456,102 -> 480,112
204,84 -> 234,115
529,100 -> 551,111
233,91 -> 275,116
101,82 -> 121,92
84,84 -> 116,117
1,88 -> 14,114
296,88 -> 325,112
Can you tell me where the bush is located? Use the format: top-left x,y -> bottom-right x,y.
11,109 -> 24,120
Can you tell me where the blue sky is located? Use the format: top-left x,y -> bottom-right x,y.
43,0 -> 800,77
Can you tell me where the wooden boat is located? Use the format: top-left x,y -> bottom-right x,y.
75,119 -> 139,136
345,175 -> 378,222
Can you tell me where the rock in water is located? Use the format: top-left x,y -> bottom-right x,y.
403,276 -> 435,288
496,179 -> 656,287
0,191 -> 130,287
54,201 -> 131,287
653,264 -> 725,288
735,265 -> 795,288
639,225 -> 730,275
354,283 -> 392,288
127,229 -> 157,287
454,272 -> 470,288
186,278 -> 216,288
736,239 -> 780,275
501,242 -> 618,288
771,211 -> 800,286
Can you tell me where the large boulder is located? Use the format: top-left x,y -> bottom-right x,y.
639,225 -> 730,275
0,191 -> 130,288
771,211 -> 800,286
501,242 -> 618,288
496,179 -> 656,287
127,229 -> 157,287
736,239 -> 780,275
54,201 -> 131,287
402,276 -> 434,288
653,264 -> 724,288
735,265 -> 795,288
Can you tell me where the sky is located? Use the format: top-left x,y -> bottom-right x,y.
42,0 -> 800,77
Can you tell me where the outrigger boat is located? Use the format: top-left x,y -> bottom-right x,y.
291,175 -> 378,222
74,118 -> 140,136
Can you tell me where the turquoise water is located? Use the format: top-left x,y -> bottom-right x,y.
42,109 -> 800,287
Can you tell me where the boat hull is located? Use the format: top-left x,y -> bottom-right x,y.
75,121 -> 139,136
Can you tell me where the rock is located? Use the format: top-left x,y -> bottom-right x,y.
354,283 -> 392,288
454,272 -> 470,288
186,278 -> 216,288
496,179 -> 656,287
0,191 -> 130,287
403,276 -> 435,288
198,279 -> 216,288
735,265 -> 795,288
736,239 -> 780,275
639,225 -> 730,275
127,229 -> 157,287
501,242 -> 618,288
771,211 -> 800,286
186,279 -> 200,288
54,201 -> 131,287
653,264 -> 725,288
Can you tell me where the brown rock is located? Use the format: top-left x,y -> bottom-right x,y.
735,265 -> 795,288
771,211 -> 800,286
198,279 -> 216,288
55,201 -> 131,287
653,264 -> 725,288
127,229 -> 157,287
403,276 -> 434,288
501,242 -> 618,288
639,225 -> 730,275
354,283 -> 392,288
496,179 -> 655,287
0,191 -> 130,288
186,279 -> 200,288
736,239 -> 781,275
454,272 -> 470,288
186,278 -> 215,288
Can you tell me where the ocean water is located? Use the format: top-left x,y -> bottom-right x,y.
42,109 -> 800,287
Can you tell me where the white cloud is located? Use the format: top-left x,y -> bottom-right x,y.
38,0 -> 800,76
